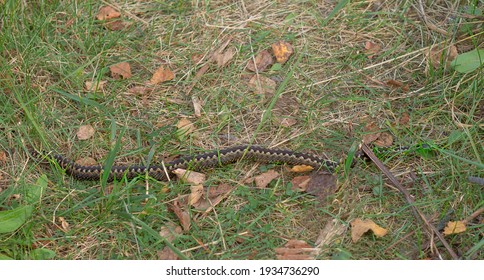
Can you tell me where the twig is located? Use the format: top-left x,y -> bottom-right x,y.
361,143 -> 459,260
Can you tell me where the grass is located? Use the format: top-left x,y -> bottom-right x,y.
0,0 -> 482,260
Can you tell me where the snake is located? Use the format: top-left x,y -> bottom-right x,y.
30,145 -> 341,181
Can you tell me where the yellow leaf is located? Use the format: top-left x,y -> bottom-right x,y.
350,218 -> 388,242
443,221 -> 466,235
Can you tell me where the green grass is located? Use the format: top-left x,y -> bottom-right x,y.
0,0 -> 482,259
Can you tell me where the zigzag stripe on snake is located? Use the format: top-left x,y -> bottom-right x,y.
31,145 -> 339,181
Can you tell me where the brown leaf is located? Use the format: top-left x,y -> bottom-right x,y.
212,46 -> 236,67
291,175 -> 311,192
191,53 -> 204,65
374,132 -> 393,147
192,184 -> 235,211
149,66 -> 175,84
248,75 -> 276,95
362,122 -> 381,144
169,200 -> 191,231
254,170 -> 279,189
84,80 -> 107,92
0,151 -> 6,165
305,171 -> 337,200
105,20 -> 126,31
159,222 -> 183,242
188,185 -> 204,206
192,96 -> 203,117
273,95 -> 300,126
427,45 -> 458,68
157,247 -> 179,260
290,165 -> 314,173
128,86 -> 152,95
110,62 -> 132,79
176,118 -> 195,139
315,219 -> 346,247
96,6 -> 121,20
275,239 -> 319,260
75,157 -> 97,166
173,169 -> 206,185
350,218 -> 388,243
76,125 -> 95,140
386,79 -> 409,92
271,41 -> 294,64
364,41 -> 381,58
57,217 -> 70,232
399,112 -> 410,125
443,221 -> 466,235
246,50 -> 273,72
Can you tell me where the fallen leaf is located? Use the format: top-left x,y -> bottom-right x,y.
374,132 -> 393,147
192,183 -> 235,211
427,45 -> 458,68
173,169 -> 206,185
248,75 -> 276,95
275,239 -> 319,260
105,20 -> 126,31
362,122 -> 381,144
305,172 -> 337,200
350,218 -> 388,243
159,222 -> 183,242
110,62 -> 132,79
75,157 -> 97,166
176,118 -> 195,139
399,112 -> 410,125
169,200 -> 190,231
271,41 -> 294,64
291,165 -> 314,173
443,221 -> 466,235
128,86 -> 152,95
84,80 -> 107,92
96,6 -> 121,20
192,96 -> 203,117
0,151 -> 6,165
76,125 -> 95,140
57,217 -> 69,232
157,247 -> 179,260
191,53 -> 204,64
212,46 -> 236,67
188,185 -> 204,206
273,95 -> 300,127
364,41 -> 381,58
246,50 -> 274,72
254,170 -> 279,188
451,48 -> 484,73
149,66 -> 175,84
315,219 -> 347,247
386,79 -> 409,92
291,175 -> 311,192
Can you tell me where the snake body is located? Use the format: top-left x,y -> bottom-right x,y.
32,145 -> 339,181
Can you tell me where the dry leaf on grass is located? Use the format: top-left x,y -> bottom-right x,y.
128,86 -> 152,95
212,46 -> 236,67
291,165 -> 314,173
169,200 -> 191,231
191,183 -> 235,211
96,6 -> 121,20
75,157 -> 97,166
291,175 -> 311,192
159,222 -> 183,242
105,20 -> 126,31
157,247 -> 179,260
399,112 -> 410,125
192,96 -> 203,117
191,53 -> 204,64
150,66 -> 175,84
443,221 -> 466,235
386,79 -> 409,92
271,41 -> 294,64
362,122 -> 381,144
427,45 -> 458,68
254,170 -> 279,188
364,41 -> 381,58
110,62 -> 132,79
0,151 -> 7,165
173,169 -> 206,185
84,80 -> 107,92
315,219 -> 347,247
176,118 -> 195,139
248,75 -> 276,95
350,218 -> 388,243
76,125 -> 95,140
305,172 -> 337,200
246,50 -> 273,72
273,95 -> 300,127
275,239 -> 319,260
374,132 -> 393,147
57,217 -> 69,232
188,185 -> 204,206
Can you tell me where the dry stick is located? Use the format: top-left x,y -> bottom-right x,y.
361,143 -> 459,260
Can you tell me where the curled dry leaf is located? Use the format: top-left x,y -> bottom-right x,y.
128,86 -> 152,95
427,45 -> 458,68
76,125 -> 95,140
176,118 -> 195,139
150,66 -> 175,84
246,50 -> 273,72
169,200 -> 191,231
84,80 -> 107,92
188,185 -> 204,206
364,41 -> 381,58
173,169 -> 206,185
275,239 -> 319,260
212,46 -> 236,67
271,41 -> 294,64
443,221 -> 466,235
254,169 -> 279,189
110,62 -> 132,79
291,175 -> 311,192
350,218 -> 388,243
192,184 -> 235,211
248,75 -> 276,95
96,6 -> 121,20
